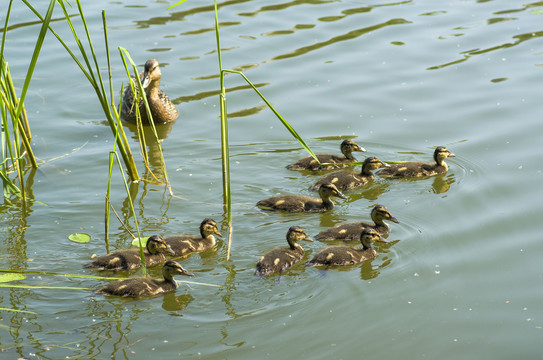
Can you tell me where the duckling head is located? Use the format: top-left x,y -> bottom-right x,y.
434,146 -> 455,165
286,226 -> 313,246
372,205 -> 400,224
147,234 -> 175,256
319,183 -> 347,200
362,157 -> 389,172
200,218 -> 222,238
163,260 -> 194,278
142,59 -> 162,88
341,139 -> 366,155
360,228 -> 387,249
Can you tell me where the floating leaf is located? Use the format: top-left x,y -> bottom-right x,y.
68,233 -> 91,243
131,236 -> 150,247
0,273 -> 26,283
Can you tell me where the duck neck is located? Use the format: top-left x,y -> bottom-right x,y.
162,268 -> 178,287
320,195 -> 334,210
360,164 -> 374,176
344,151 -> 356,160
287,239 -> 304,253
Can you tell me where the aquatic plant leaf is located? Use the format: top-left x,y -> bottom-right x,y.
0,307 -> 36,314
68,233 -> 91,243
131,236 -> 150,247
0,273 -> 26,283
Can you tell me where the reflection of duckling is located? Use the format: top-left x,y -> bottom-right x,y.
377,146 -> 455,178
305,228 -> 386,266
286,140 -> 366,171
315,205 -> 399,241
165,218 -> 222,258
255,226 -> 313,276
84,235 -> 174,271
96,260 -> 194,298
309,157 -> 388,192
121,59 -> 178,124
256,183 -> 346,213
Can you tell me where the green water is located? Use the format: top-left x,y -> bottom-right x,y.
2,1 -> 543,359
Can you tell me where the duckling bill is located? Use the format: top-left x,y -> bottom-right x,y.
96,260 -> 194,298
84,235 -> 174,271
377,146 -> 455,178
255,226 -> 312,277
256,183 -> 346,213
286,139 -> 366,171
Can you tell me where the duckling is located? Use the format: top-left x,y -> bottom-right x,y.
121,59 -> 178,124
164,218 -> 222,258
256,183 -> 346,213
376,146 -> 455,178
286,139 -> 366,171
84,235 -> 175,271
315,205 -> 399,241
96,260 -> 194,298
305,228 -> 386,267
255,226 -> 313,277
309,157 -> 389,192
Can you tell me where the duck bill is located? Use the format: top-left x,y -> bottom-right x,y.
355,145 -> 367,152
165,244 -> 176,256
448,153 -> 456,157
389,216 -> 400,224
181,269 -> 195,277
142,74 -> 151,88
375,235 -> 388,244
214,229 -> 223,237
381,162 -> 391,167
303,236 -> 314,242
335,190 -> 347,199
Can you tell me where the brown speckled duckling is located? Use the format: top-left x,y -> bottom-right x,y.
286,139 -> 366,171
96,260 -> 194,298
315,205 -> 399,241
121,59 -> 178,124
84,235 -> 174,271
377,146 -> 455,178
309,157 -> 388,192
255,226 -> 313,277
256,183 -> 346,213
305,228 -> 386,267
165,218 -> 222,258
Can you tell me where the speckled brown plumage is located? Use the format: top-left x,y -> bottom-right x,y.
256,183 -> 346,213
255,226 -> 312,276
164,218 -> 222,258
121,59 -> 178,124
84,235 -> 175,271
305,228 -> 386,266
286,139 -> 366,171
96,260 -> 194,298
315,205 -> 399,242
309,157 -> 388,192
376,146 -> 455,178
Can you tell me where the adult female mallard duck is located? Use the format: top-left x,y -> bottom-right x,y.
256,183 -> 346,213
255,226 -> 313,276
376,146 -> 455,178
121,58 -> 178,124
165,218 -> 222,258
96,260 -> 194,298
84,235 -> 174,271
315,205 -> 399,241
305,228 -> 386,267
286,139 -> 366,171
309,157 -> 388,192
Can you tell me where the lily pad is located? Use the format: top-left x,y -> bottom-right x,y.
68,233 -> 91,243
0,273 -> 26,283
131,236 -> 150,247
